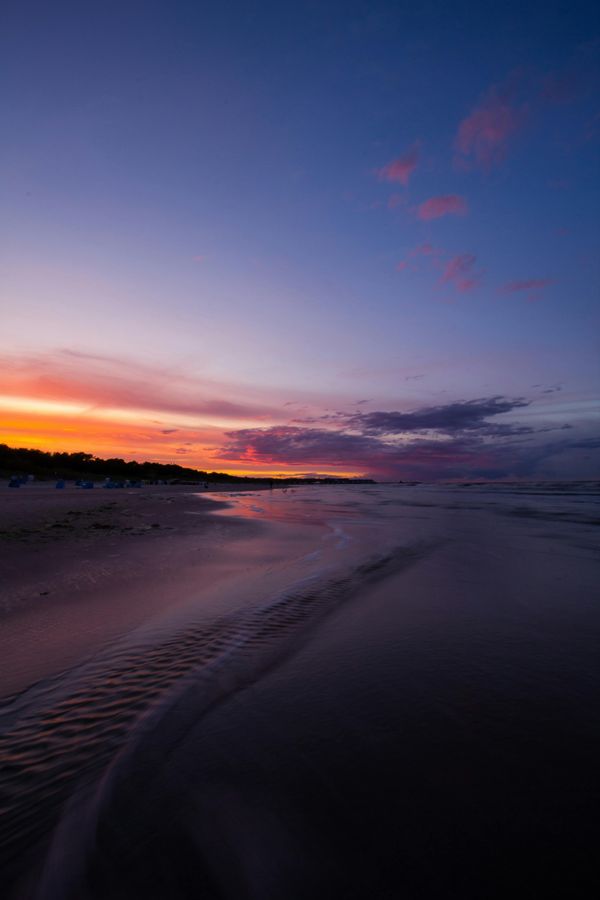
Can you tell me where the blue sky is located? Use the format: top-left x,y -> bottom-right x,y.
1,1 -> 599,477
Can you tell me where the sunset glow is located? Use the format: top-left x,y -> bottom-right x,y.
1,2 -> 598,479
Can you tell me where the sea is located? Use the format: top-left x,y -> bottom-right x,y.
1,482 -> 599,899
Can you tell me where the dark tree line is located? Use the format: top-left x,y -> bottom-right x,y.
0,444 -> 374,485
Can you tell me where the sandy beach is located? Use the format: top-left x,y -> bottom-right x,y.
0,482 -> 270,696
2,482 -> 599,899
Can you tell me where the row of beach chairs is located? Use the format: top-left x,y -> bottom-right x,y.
8,476 -> 144,489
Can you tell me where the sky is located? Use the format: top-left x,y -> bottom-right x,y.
1,0 -> 599,479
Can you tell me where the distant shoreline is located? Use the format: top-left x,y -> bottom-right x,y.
0,442 -> 374,485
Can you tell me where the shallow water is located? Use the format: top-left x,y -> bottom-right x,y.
2,483 -> 599,898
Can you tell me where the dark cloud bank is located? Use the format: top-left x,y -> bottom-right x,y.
220,396 -> 598,480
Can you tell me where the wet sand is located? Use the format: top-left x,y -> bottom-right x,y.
2,483 -> 599,899
0,483 -> 268,695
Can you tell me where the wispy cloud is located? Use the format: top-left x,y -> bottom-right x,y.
416,195 -> 468,221
412,242 -> 442,256
219,396 -> 595,480
440,254 -> 482,292
348,397 -> 529,435
454,79 -> 527,169
2,351 -> 593,481
219,396 -> 542,479
395,243 -> 478,290
377,143 -> 419,185
395,242 -> 438,272
0,349 -> 281,423
501,278 -> 554,301
219,425 -> 388,469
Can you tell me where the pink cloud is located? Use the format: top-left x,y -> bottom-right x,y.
396,242 -> 444,273
0,349 -> 282,422
411,242 -> 443,256
440,254 -> 481,292
455,82 -> 527,169
217,395 -> 545,479
417,195 -> 468,221
377,144 -> 419,186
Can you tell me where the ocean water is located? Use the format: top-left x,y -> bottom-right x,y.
1,483 -> 599,899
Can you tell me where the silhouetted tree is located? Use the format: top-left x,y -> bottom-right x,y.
0,444 -> 374,485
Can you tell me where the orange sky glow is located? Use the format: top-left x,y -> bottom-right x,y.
0,353 -> 365,477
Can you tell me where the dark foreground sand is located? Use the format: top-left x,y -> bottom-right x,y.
2,483 -> 598,900
0,482 -> 267,696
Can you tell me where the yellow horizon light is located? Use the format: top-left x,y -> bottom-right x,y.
0,395 -> 89,417
0,394 -> 272,433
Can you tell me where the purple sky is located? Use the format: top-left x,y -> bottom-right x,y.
1,1 -> 599,478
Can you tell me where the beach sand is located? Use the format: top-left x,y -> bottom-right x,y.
2,482 -> 599,899
0,482 -> 268,696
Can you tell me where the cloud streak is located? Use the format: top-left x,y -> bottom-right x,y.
0,350 -> 281,423
416,195 -> 468,221
440,254 -> 482,292
220,413 -> 595,480
348,397 -> 529,435
220,426 -> 389,469
2,350 -> 593,481
396,245 -> 481,293
377,144 -> 419,185
454,79 -> 527,169
218,396 -> 556,479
